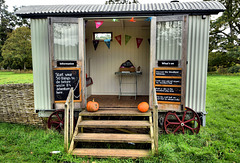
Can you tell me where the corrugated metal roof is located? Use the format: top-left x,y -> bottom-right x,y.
16,1 -> 225,18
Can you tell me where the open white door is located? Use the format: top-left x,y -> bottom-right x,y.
150,15 -> 188,111
48,17 -> 86,110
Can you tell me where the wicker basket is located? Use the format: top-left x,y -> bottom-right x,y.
119,67 -> 136,72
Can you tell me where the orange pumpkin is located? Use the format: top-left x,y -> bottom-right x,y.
138,102 -> 149,113
86,99 -> 99,112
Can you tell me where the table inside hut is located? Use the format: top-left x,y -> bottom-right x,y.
115,71 -> 142,100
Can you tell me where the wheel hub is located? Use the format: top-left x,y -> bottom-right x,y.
181,123 -> 184,126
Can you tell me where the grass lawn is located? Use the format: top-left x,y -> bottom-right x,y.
0,75 -> 239,162
0,71 -> 33,85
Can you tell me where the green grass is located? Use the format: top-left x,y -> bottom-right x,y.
0,71 -> 33,85
0,75 -> 239,162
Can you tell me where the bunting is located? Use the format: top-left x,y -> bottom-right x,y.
93,40 -> 99,50
129,17 -> 136,22
95,21 -> 104,29
115,35 -> 121,45
145,17 -> 152,21
104,39 -> 111,49
136,38 -> 143,48
125,35 -> 132,45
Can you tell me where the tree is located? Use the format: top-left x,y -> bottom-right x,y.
206,0 -> 240,70
105,0 -> 139,4
0,0 -> 30,64
1,27 -> 32,69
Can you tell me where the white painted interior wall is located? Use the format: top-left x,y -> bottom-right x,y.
85,20 -> 150,96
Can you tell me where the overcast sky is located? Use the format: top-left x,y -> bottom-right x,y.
5,0 -> 199,11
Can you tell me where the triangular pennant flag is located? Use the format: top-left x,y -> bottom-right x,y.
93,40 -> 99,50
148,39 -> 150,45
115,35 -> 121,45
125,35 -> 132,45
136,38 -> 143,48
112,19 -> 119,22
104,39 -> 111,49
145,17 -> 152,21
129,17 -> 136,22
95,21 -> 104,29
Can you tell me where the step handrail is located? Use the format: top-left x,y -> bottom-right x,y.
153,88 -> 158,155
64,87 -> 74,152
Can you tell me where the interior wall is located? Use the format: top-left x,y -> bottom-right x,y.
86,21 -> 150,96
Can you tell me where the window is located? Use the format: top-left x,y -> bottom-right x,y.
93,32 -> 112,41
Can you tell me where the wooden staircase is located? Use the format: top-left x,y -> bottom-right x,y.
68,107 -> 154,158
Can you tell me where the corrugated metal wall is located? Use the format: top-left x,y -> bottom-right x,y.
86,26 -> 150,96
185,16 -> 210,113
31,19 -> 52,110
156,16 -> 209,112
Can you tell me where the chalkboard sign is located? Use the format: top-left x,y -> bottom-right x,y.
155,78 -> 181,85
155,70 -> 182,77
154,68 -> 182,105
156,87 -> 181,94
53,68 -> 81,103
157,95 -> 181,103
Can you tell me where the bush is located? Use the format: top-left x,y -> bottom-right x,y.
217,66 -> 228,74
228,65 -> 240,73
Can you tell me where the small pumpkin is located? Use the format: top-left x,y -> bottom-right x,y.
138,102 -> 149,113
86,99 -> 99,112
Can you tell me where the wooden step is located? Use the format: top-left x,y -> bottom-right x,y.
72,148 -> 150,158
78,120 -> 151,128
74,133 -> 151,143
79,108 -> 151,117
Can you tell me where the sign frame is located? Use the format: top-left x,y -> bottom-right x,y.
53,67 -> 81,103
154,67 -> 182,105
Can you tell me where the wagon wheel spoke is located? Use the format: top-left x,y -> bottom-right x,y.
55,113 -> 62,122
181,126 -> 185,134
167,121 -> 181,125
184,116 -> 196,124
182,110 -> 187,122
184,124 -> 195,133
173,125 -> 181,134
49,121 -> 60,124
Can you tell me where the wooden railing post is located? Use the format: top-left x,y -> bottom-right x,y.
153,88 -> 159,155
64,102 -> 69,152
64,87 -> 74,152
70,88 -> 74,140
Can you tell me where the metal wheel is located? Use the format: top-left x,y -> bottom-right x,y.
164,107 -> 201,134
48,110 -> 64,131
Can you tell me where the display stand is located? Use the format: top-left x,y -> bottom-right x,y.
115,72 -> 142,100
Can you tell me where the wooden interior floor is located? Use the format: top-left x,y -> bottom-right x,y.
87,95 -> 149,108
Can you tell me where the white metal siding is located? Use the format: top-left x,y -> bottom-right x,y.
185,16 -> 210,113
86,26 -> 150,96
31,19 -> 52,111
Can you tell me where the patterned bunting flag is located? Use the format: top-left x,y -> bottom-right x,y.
95,21 -> 104,29
93,40 -> 99,50
136,38 -> 143,48
104,39 -> 111,49
125,35 -> 132,45
115,35 -> 121,45
145,17 -> 152,21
